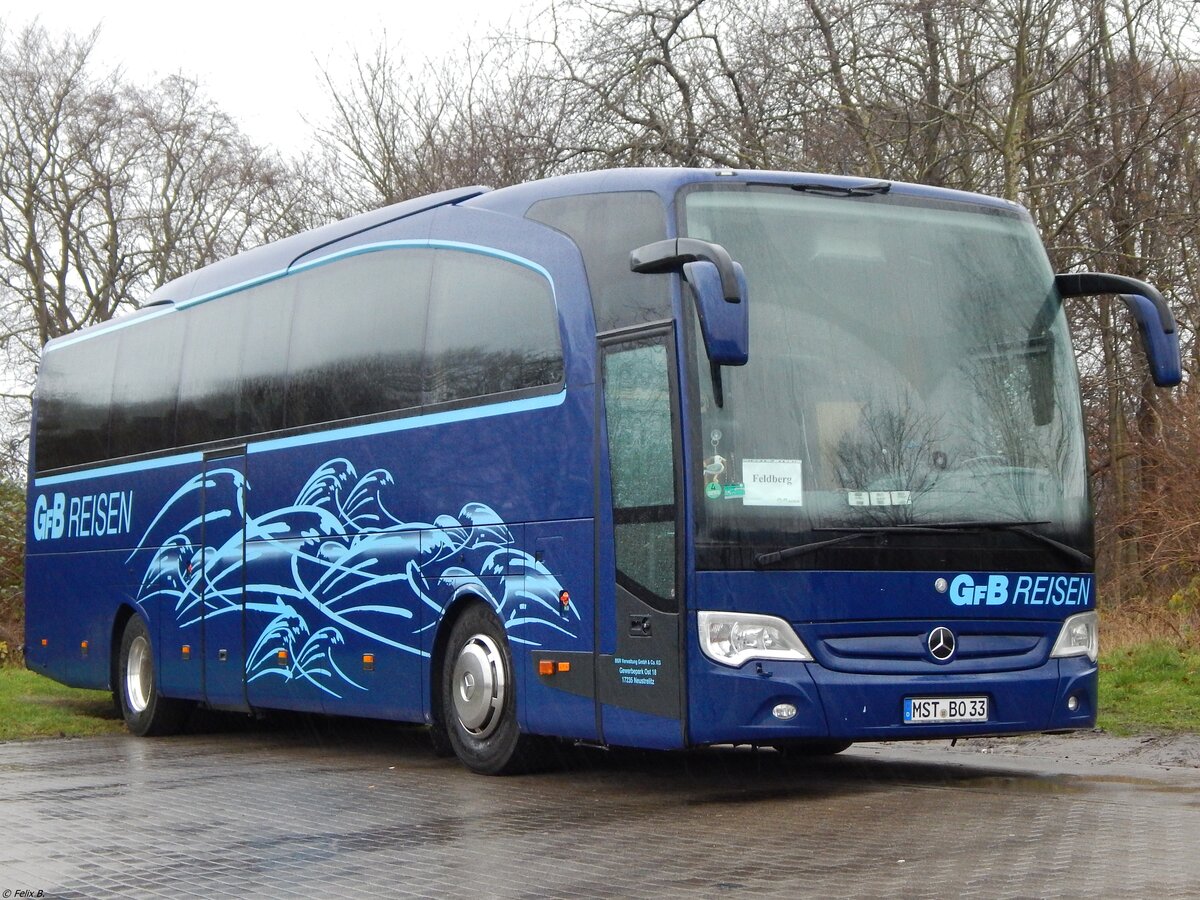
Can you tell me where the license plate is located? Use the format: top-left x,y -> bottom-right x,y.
903,696 -> 988,724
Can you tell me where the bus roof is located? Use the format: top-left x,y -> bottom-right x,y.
45,168 -> 1025,353
141,184 -> 490,310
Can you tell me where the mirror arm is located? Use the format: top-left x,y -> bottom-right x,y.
1055,271 -> 1182,388
710,361 -> 725,408
1054,272 -> 1176,333
631,238 -> 741,302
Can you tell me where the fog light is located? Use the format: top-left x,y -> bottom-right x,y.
773,703 -> 798,720
1067,695 -> 1079,712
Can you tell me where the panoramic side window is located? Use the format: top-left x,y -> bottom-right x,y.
177,292 -> 248,447
286,249 -> 432,428
34,245 -> 562,472
423,250 -> 562,407
108,312 -> 186,459
35,332 -> 120,472
527,191 -> 667,333
237,278 -> 293,437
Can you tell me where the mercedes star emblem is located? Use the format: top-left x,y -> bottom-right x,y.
928,626 -> 956,662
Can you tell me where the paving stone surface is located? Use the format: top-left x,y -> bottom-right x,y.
1,721 -> 1197,898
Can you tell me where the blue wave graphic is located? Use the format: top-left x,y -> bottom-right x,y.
129,458 -> 578,698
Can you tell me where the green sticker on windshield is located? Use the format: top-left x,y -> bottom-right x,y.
705,482 -> 724,499
723,483 -> 745,498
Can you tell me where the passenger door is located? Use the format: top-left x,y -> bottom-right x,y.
597,328 -> 685,748
200,448 -> 249,710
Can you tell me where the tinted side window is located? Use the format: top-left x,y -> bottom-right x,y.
177,292 -> 247,447
285,250 -> 432,428
108,312 -> 186,458
237,278 -> 292,436
527,191 -> 667,333
35,333 -> 119,471
423,251 -> 562,406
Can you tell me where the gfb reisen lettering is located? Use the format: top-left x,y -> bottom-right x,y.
946,572 -> 1091,607
32,490 -> 134,542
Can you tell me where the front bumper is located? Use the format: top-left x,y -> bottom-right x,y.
687,653 -> 1096,745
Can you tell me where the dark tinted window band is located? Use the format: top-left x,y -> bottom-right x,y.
35,246 -> 563,473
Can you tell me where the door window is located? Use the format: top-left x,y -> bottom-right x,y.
603,339 -> 678,611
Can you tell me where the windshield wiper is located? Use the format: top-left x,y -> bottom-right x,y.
982,522 -> 1093,567
825,521 -> 1093,567
789,181 -> 891,197
754,521 -> 1092,568
755,525 -> 967,567
754,532 -> 879,566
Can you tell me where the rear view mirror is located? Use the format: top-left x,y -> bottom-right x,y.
630,237 -> 750,366
1055,272 -> 1182,387
1119,293 -> 1182,387
682,260 -> 748,366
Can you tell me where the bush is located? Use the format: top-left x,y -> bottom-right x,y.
0,480 -> 24,667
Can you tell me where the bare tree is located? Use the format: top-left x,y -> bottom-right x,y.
134,75 -> 319,287
314,37 -> 567,214
0,21 -> 319,476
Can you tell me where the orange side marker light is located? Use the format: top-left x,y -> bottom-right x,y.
538,659 -> 555,676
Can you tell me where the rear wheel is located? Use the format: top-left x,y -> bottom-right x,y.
117,616 -> 191,736
439,603 -> 545,775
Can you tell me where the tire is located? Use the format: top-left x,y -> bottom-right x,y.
117,616 -> 191,736
426,719 -> 455,758
772,739 -> 853,757
438,603 -> 545,775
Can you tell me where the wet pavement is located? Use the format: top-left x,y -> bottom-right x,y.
0,720 -> 1197,898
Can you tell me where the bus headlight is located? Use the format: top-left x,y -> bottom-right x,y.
698,611 -> 814,668
1050,611 -> 1099,663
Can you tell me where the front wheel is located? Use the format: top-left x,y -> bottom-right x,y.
439,603 -> 545,775
117,616 -> 191,736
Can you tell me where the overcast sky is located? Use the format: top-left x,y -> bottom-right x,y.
0,1 -> 535,151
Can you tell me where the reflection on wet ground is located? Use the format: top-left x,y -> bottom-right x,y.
1,715 -> 1198,898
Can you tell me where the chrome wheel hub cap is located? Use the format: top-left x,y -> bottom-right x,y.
452,634 -> 505,738
125,634 -> 152,714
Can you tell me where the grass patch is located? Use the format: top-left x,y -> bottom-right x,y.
1098,641 -> 1200,735
0,667 -> 126,741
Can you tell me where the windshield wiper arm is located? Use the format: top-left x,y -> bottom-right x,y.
829,521 -> 1093,567
755,524 -> 977,567
756,521 -> 1092,568
790,181 -> 891,197
755,532 -> 880,566
991,523 -> 1093,567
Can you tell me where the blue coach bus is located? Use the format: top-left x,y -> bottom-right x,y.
24,168 -> 1181,773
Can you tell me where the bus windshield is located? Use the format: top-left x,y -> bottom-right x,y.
681,184 -> 1089,567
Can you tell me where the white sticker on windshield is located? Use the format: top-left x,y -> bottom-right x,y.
743,459 -> 804,507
